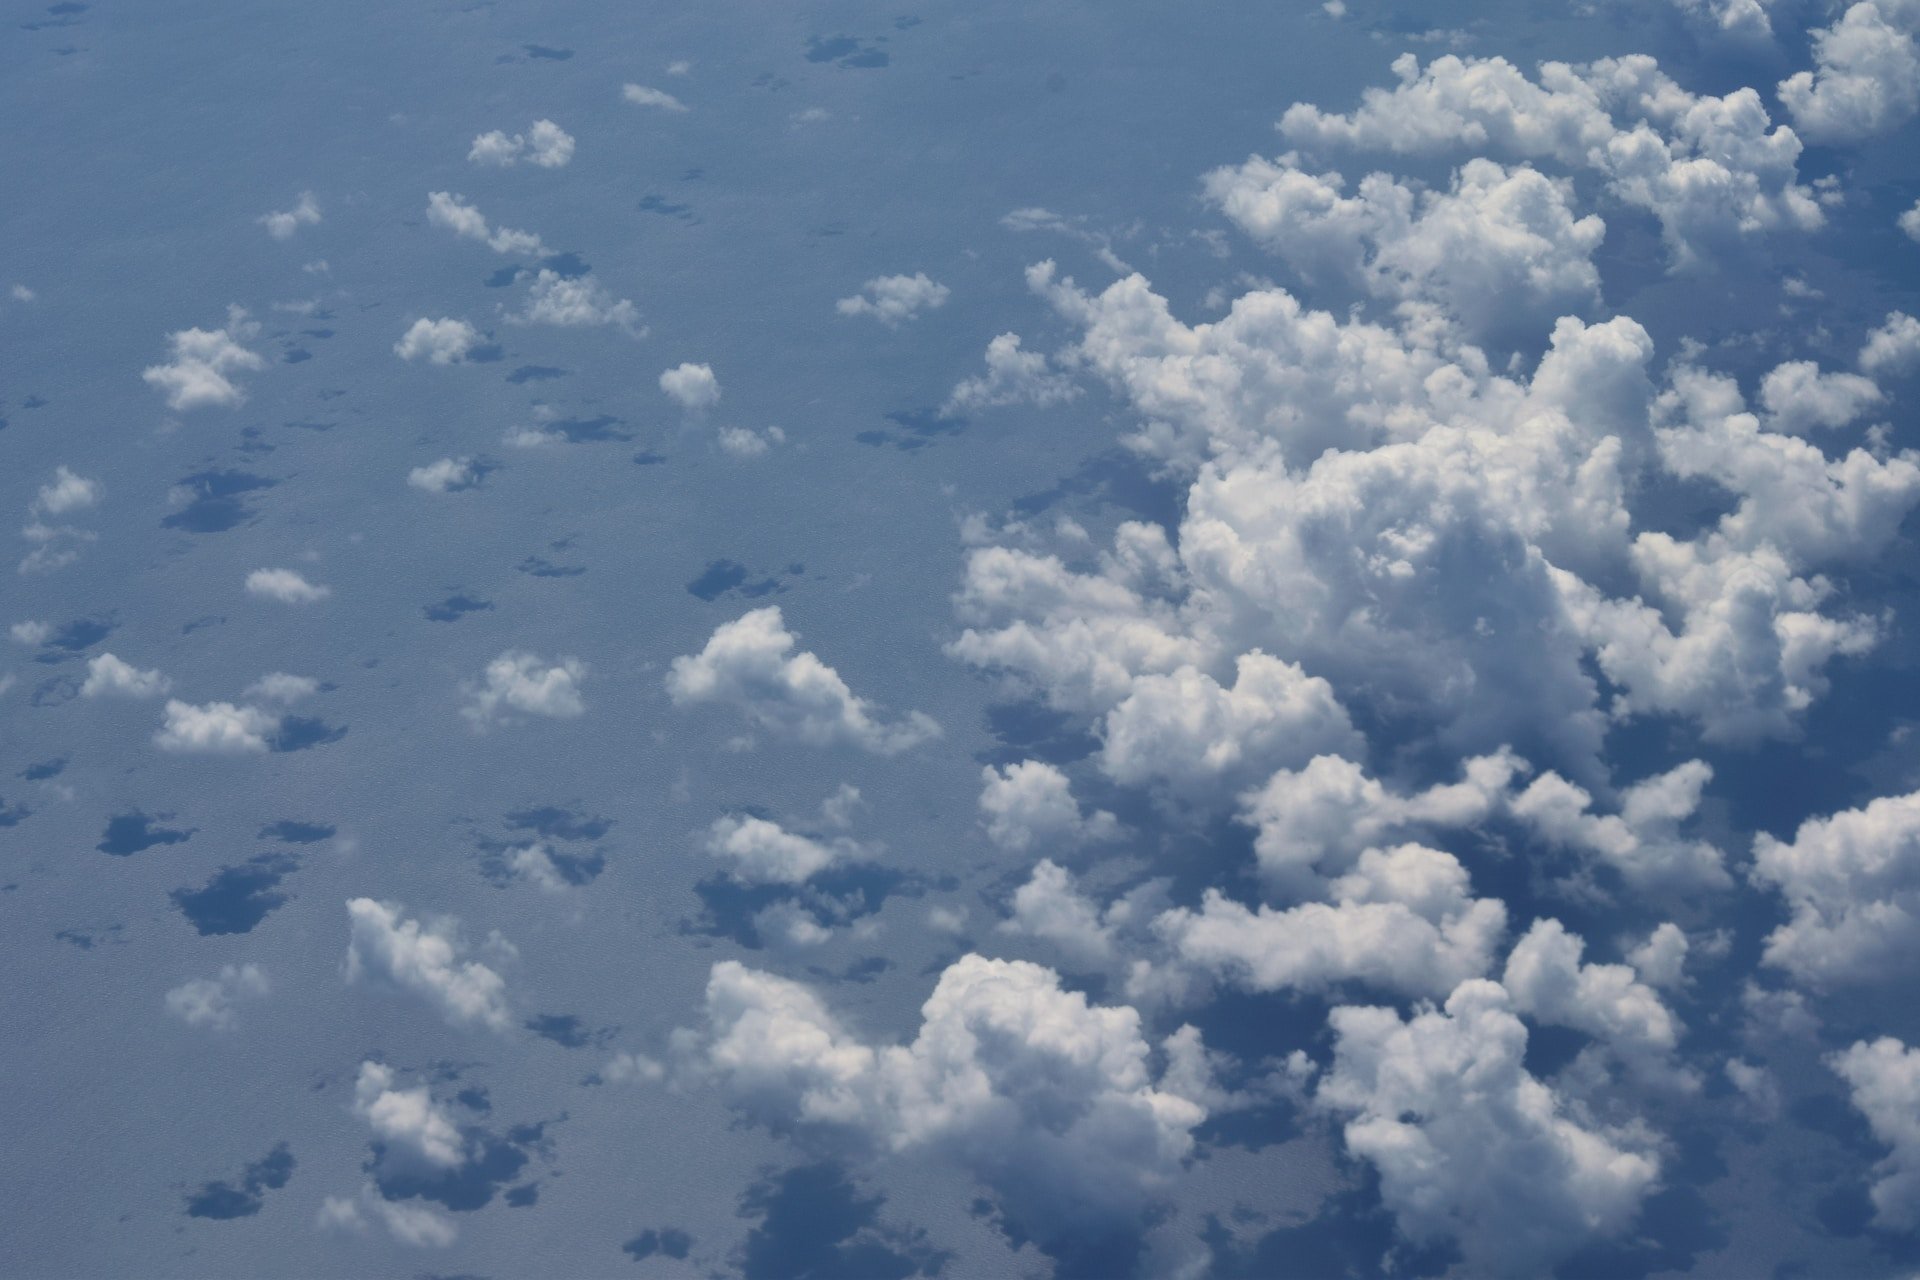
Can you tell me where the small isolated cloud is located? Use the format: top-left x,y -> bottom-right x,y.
407,457 -> 486,493
468,119 -> 574,168
623,83 -> 688,112
9,621 -> 50,646
666,606 -> 939,753
704,814 -> 865,885
979,760 -> 1119,852
317,1184 -> 458,1248
35,466 -> 98,516
245,672 -> 320,704
165,964 -> 270,1030
19,465 -> 102,573
659,361 -> 720,410
259,192 -> 321,239
81,653 -> 171,699
1861,311 -> 1920,378
354,1060 -> 466,1167
246,567 -> 330,604
154,700 -> 276,753
944,332 -> 1080,414
343,898 -> 513,1031
717,425 -> 784,457
1903,200 -> 1920,242
425,191 -> 544,256
461,650 -> 586,729
836,273 -> 950,326
394,317 -> 481,364
518,269 -> 641,332
142,307 -> 265,410
9,284 -> 33,302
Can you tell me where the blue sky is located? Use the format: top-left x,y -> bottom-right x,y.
5,1 -> 1920,1276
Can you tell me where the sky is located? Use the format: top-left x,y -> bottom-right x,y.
4,0 -> 1920,1276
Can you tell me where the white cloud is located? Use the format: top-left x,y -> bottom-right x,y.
716,425 -> 784,457
979,760 -> 1118,852
1831,1036 -> 1920,1228
245,567 -> 331,604
1903,200 -> 1920,241
683,953 -> 1208,1238
659,361 -> 720,410
318,1184 -> 458,1247
9,621 -> 50,646
425,191 -> 544,256
34,465 -> 98,516
836,273 -> 951,326
704,814 -> 863,885
1669,0 -> 1778,39
244,672 -> 319,704
1509,760 -> 1731,889
407,457 -> 484,493
1628,923 -> 1690,989
1757,359 -> 1884,433
343,898 -> 513,1031
461,650 -> 586,729
468,118 -> 574,168
164,964 -> 270,1030
1000,859 -> 1124,968
353,1061 -> 466,1167
1502,918 -> 1688,1081
259,191 -> 321,239
623,83 -> 688,112
1778,1 -> 1920,143
143,307 -> 265,410
1751,787 -> 1920,984
1318,980 -> 1660,1273
944,332 -> 1081,414
1860,310 -> 1920,377
1206,155 -> 1605,341
394,317 -> 481,364
81,653 -> 171,699
666,607 -> 938,753
154,700 -> 277,753
517,269 -> 641,332
9,284 -> 33,302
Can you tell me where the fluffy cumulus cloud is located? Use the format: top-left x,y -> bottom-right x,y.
1859,310 -> 1920,377
944,332 -> 1082,413
681,953 -> 1207,1243
353,1061 -> 466,1167
703,813 -> 864,885
406,457 -> 484,493
317,1185 -> 457,1248
425,191 -> 544,256
622,83 -> 688,112
342,898 -> 513,1031
164,964 -> 270,1030
1904,200 -> 1920,241
1318,980 -> 1661,1273
259,191 -> 320,239
245,567 -> 331,604
142,307 -> 265,410
978,760 -> 1118,852
517,269 -> 641,332
154,700 -> 279,753
1777,1 -> 1920,143
1501,919 -> 1688,1081
1751,788 -> 1920,984
1206,155 -> 1605,341
836,272 -> 950,326
1278,51 -> 1823,266
393,316 -> 481,364
19,467 -> 101,574
667,607 -> 939,753
1831,1036 -> 1920,1228
461,650 -> 586,729
659,361 -> 720,410
468,119 -> 574,167
81,653 -> 171,699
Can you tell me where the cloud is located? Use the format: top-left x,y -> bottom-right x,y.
1509,760 -> 1730,890
667,607 -> 939,753
1757,359 -> 1884,433
1860,310 -> 1920,377
34,465 -> 98,516
353,1061 -> 466,1167
245,567 -> 331,604
245,672 -> 320,703
1205,155 -> 1605,341
716,424 -> 784,457
659,361 -> 720,410
1831,1036 -> 1920,1228
517,269 -> 641,332
1318,979 -> 1660,1273
394,317 -> 481,364
978,760 -> 1118,853
682,953 -> 1208,1244
1904,200 -> 1920,241
468,119 -> 574,168
1751,787 -> 1920,984
259,192 -> 321,239
1501,918 -> 1688,1082
944,332 -> 1081,414
836,273 -> 950,326
425,191 -> 544,256
1777,1 -> 1920,143
343,898 -> 513,1031
999,859 -> 1125,968
623,83 -> 688,112
461,650 -> 586,729
317,1185 -> 458,1247
704,814 -> 867,885
142,307 -> 265,410
81,653 -> 171,699
155,700 -> 278,753
407,457 -> 485,493
164,964 -> 270,1030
